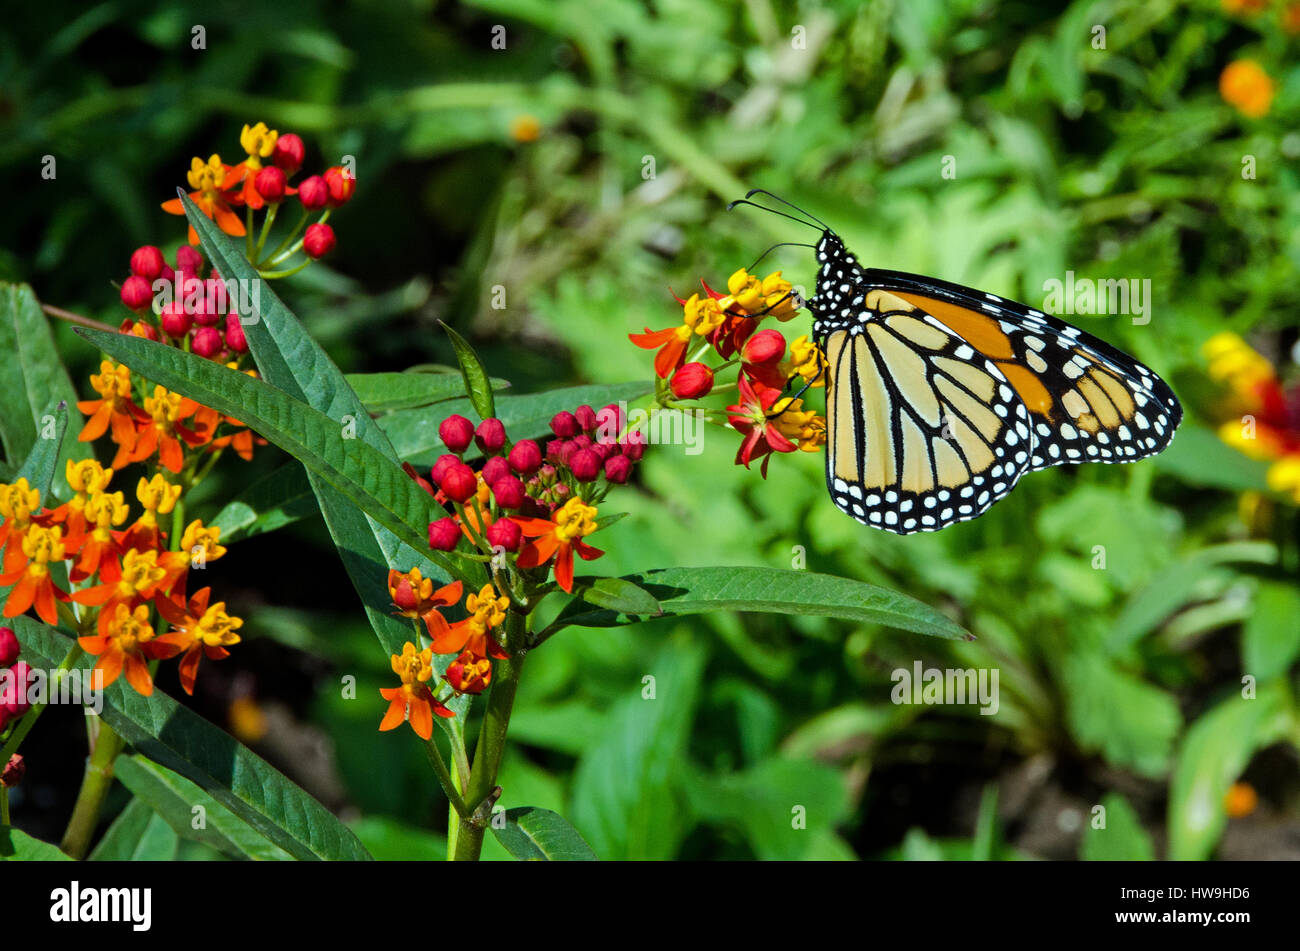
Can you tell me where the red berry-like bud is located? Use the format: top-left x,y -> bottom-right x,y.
550,411 -> 580,438
428,517 -> 461,551
298,175 -> 329,209
176,245 -> 204,276
254,166 -> 287,203
604,454 -> 633,484
440,463 -> 478,502
191,326 -> 223,358
0,627 -> 18,668
492,475 -> 526,509
575,404 -> 597,432
225,313 -> 248,353
508,439 -> 542,475
569,448 -> 601,482
481,456 -> 511,487
272,133 -> 305,174
324,166 -> 356,205
620,432 -> 645,461
130,245 -> 165,281
742,328 -> 786,364
0,661 -> 33,719
475,418 -> 506,453
120,275 -> 154,312
671,362 -> 714,399
303,223 -> 336,259
430,453 -> 460,486
160,301 -> 192,338
439,414 -> 475,453
0,753 -> 24,788
486,518 -> 522,552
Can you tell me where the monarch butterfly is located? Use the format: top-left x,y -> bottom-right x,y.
731,190 -> 1182,534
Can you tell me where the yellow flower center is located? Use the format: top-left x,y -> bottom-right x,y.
108,604 -> 154,650
136,474 -> 182,518
89,361 -> 132,401
86,491 -> 128,540
0,478 -> 39,523
67,459 -> 113,495
553,499 -> 598,543
194,602 -> 243,648
466,584 -> 509,629
240,122 -> 279,161
187,154 -> 228,195
118,549 -> 165,595
181,520 -> 226,562
392,642 -> 433,684
22,524 -> 65,567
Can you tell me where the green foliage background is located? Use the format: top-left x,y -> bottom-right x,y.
2,0 -> 1299,859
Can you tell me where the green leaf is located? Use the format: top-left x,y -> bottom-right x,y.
1242,582 -> 1300,681
0,826 -> 72,860
349,816 -> 448,860
0,282 -> 88,494
209,461 -> 316,543
378,381 -> 652,465
545,566 -> 970,642
1062,651 -> 1180,777
569,641 -> 704,859
180,194 -> 480,690
1081,793 -> 1155,861
13,617 -> 372,861
74,328 -> 452,588
1167,685 -> 1289,861
15,400 -> 68,501
491,806 -> 598,860
577,576 -> 662,617
439,320 -> 496,421
128,812 -> 181,860
88,798 -> 156,860
345,370 -> 510,413
114,754 -> 293,861
1153,424 -> 1271,492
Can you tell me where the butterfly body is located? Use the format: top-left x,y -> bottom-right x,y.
808,229 -> 1182,534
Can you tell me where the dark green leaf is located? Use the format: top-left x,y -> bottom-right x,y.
210,461 -> 317,543
88,798 -> 156,861
345,370 -> 510,413
15,400 -> 68,501
0,826 -> 71,860
492,806 -> 598,860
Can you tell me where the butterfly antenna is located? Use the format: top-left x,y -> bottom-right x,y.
744,188 -> 830,230
746,241 -> 815,272
726,199 -> 822,233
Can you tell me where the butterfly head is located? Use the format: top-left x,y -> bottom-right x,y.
809,229 -> 866,334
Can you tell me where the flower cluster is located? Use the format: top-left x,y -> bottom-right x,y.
160,121 -> 351,270
1204,332 -> 1300,501
380,577 -> 513,739
0,464 -> 239,696
629,267 -> 826,476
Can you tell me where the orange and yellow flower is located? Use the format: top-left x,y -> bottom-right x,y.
78,603 -> 165,695
0,478 -> 42,574
427,583 -> 510,665
1220,60 -> 1275,118
66,489 -> 129,583
128,386 -> 209,473
228,122 -> 280,209
727,376 -> 825,477
120,474 -> 183,553
0,523 -> 70,625
153,586 -> 243,695
77,361 -> 148,465
378,641 -> 453,739
514,498 -> 603,593
161,154 -> 246,244
72,547 -> 172,636
387,568 -> 461,620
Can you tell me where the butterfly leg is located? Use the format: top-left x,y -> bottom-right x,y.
763,365 -> 823,420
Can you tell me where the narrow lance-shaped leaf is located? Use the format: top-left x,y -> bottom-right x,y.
16,400 -> 68,501
346,370 -> 510,413
439,320 -> 495,421
13,618 -> 372,861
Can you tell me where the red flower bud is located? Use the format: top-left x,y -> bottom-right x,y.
254,166 -> 287,203
604,454 -> 632,484
439,414 -> 475,453
225,313 -> 248,354
486,518 -> 523,552
298,175 -> 329,209
428,517 -> 462,551
492,475 -> 526,509
574,404 -> 597,432
160,302 -> 192,338
481,456 -> 511,487
671,362 -> 714,399
303,223 -> 336,259
0,661 -> 33,720
176,245 -> 204,276
130,246 -> 165,281
475,418 -> 506,453
742,328 -> 786,365
430,453 -> 460,486
324,166 -> 356,206
191,326 -> 224,358
620,432 -> 645,461
440,462 -> 478,502
508,439 -> 542,475
272,133 -> 305,174
569,448 -> 601,482
119,275 -> 154,312
550,411 -> 580,438
0,627 -> 18,667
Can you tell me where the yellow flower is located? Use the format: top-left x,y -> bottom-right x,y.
180,520 -> 227,564
786,335 -> 827,388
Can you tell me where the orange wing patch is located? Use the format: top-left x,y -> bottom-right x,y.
892,292 -> 1015,360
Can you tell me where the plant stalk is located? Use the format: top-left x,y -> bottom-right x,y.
59,721 -> 126,858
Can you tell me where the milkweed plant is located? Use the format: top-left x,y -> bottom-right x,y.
0,122 -> 971,862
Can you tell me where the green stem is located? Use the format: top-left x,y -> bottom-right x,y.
0,785 -> 9,826
263,206 -> 310,262
253,202 -> 279,264
423,738 -> 470,818
59,721 -> 126,859
452,644 -> 526,861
